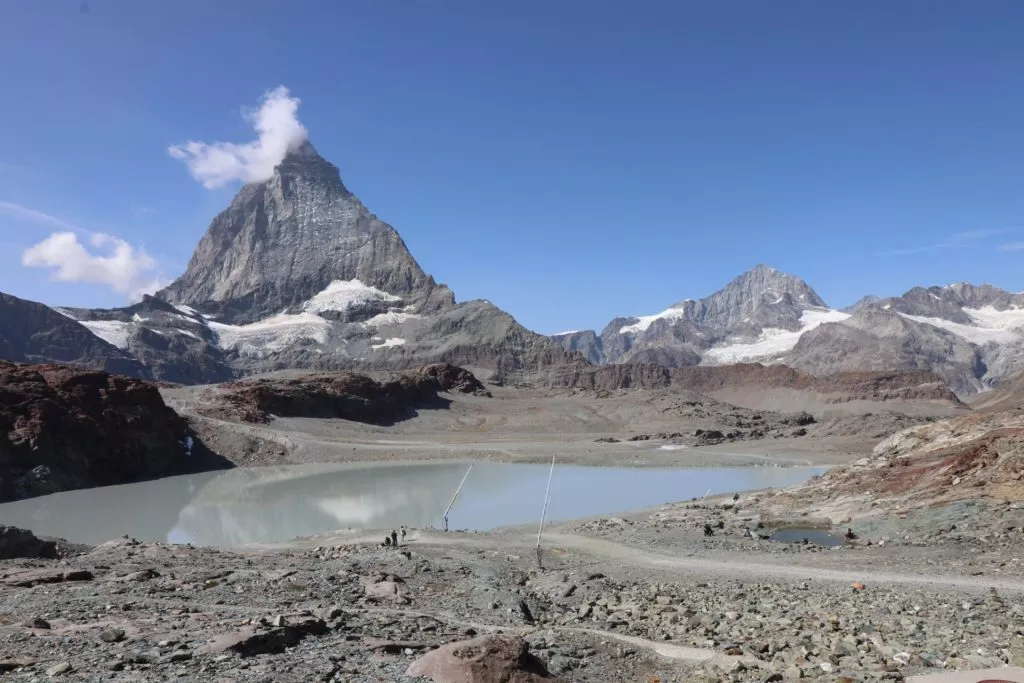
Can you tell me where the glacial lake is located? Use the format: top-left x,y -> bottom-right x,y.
0,461 -> 826,547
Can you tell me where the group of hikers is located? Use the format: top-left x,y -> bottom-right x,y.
381,526 -> 407,548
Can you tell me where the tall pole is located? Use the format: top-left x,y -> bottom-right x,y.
536,454 -> 556,568
442,465 -> 473,532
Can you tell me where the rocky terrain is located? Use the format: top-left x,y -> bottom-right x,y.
4,484 -> 1024,683
542,363 -> 965,417
0,361 -> 229,503
771,407 -> 1024,524
200,364 -> 488,425
0,293 -> 147,379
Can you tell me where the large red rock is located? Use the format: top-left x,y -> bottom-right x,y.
0,360 -> 221,502
406,634 -> 559,683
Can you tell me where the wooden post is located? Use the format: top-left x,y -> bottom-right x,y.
536,455 -> 556,568
442,465 -> 473,532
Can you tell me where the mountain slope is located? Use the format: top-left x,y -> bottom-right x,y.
0,292 -> 148,378
50,140 -> 574,383
158,141 -> 453,325
554,265 -> 849,367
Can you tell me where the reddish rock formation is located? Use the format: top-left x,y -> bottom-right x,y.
206,364 -> 487,425
0,360 -> 223,502
418,363 -> 489,395
406,634 -> 559,683
542,362 -> 963,411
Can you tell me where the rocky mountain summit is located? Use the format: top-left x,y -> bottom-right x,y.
16,142 -> 574,385
552,265 -> 849,367
3,140 -> 1024,396
552,267 -> 1024,397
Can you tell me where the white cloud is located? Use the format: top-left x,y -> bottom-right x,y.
168,86 -> 309,189
22,231 -> 167,302
999,242 -> 1024,252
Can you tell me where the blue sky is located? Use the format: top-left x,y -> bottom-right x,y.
1,1 -> 1022,334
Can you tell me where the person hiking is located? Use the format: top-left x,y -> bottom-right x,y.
400,526 -> 407,543
391,529 -> 398,548
382,535 -> 391,547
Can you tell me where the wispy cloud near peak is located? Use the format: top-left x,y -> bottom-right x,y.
168,86 -> 308,189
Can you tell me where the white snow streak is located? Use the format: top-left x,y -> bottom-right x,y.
362,311 -> 421,327
210,313 -> 330,357
175,328 -> 201,340
702,309 -> 850,364
898,306 -> 1024,345
552,330 -> 582,336
80,320 -> 132,349
619,302 -> 692,335
371,337 -> 406,350
303,279 -> 400,314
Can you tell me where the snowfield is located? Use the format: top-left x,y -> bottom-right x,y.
80,320 -> 133,349
898,306 -> 1024,346
619,301 -> 694,335
702,308 -> 850,364
303,279 -> 400,314
371,337 -> 406,350
209,313 -> 331,357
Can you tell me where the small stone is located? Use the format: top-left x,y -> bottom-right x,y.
23,617 -> 50,629
46,662 -> 72,677
272,615 -> 287,627
100,628 -> 126,643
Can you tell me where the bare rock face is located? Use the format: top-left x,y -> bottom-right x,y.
0,292 -> 147,379
542,362 -> 965,415
418,363 -> 489,395
204,365 -> 487,424
158,141 -> 452,325
406,634 -> 559,683
0,526 -> 57,559
0,360 -> 226,502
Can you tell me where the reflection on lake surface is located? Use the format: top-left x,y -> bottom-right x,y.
0,461 -> 825,547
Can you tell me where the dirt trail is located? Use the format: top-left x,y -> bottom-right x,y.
289,529 -> 1024,593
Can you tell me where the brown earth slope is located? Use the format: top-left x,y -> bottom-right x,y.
540,362 -> 965,416
776,408 -> 1024,520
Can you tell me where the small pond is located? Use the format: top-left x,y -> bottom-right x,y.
0,461 -> 826,547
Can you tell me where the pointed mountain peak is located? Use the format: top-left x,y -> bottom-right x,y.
719,265 -> 828,309
273,138 -> 349,194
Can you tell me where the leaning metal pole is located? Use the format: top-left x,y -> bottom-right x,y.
536,454 -> 556,568
442,465 -> 473,532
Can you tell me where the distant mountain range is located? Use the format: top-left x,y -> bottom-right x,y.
551,268 -> 1024,396
2,141 -> 1022,397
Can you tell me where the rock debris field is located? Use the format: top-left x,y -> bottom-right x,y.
3,488 -> 1024,683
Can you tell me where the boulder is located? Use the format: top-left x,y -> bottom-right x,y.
0,360 -> 227,502
406,634 -> 559,683
0,525 -> 57,559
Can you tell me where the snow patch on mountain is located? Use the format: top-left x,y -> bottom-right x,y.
899,306 -> 1024,345
362,311 -> 422,327
371,337 -> 406,350
552,330 -> 582,336
209,312 -> 331,357
80,320 -> 132,350
303,279 -> 401,314
702,308 -> 850,364
619,301 -> 693,335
